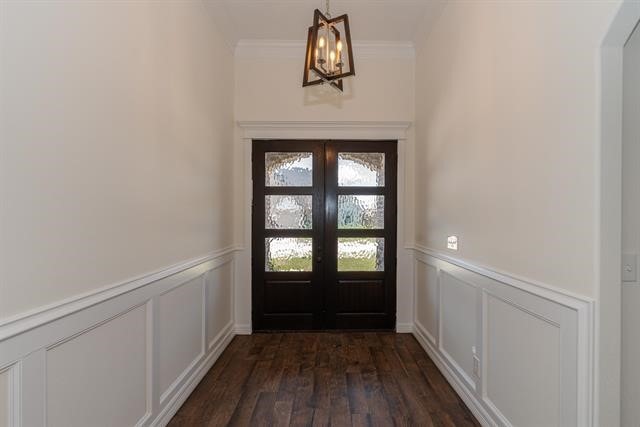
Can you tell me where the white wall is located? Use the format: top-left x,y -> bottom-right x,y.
622,21 -> 640,427
413,2 -> 627,426
0,0 -> 235,320
235,49 -> 414,122
413,1 -> 620,297
233,45 -> 416,331
0,1 -> 238,425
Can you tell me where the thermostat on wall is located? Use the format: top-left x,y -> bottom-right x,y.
447,235 -> 458,251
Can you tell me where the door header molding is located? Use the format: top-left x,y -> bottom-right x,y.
237,121 -> 412,141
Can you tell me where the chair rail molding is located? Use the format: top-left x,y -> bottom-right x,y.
0,246 -> 242,343
409,244 -> 595,308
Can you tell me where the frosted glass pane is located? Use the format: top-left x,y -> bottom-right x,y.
266,195 -> 312,229
265,152 -> 312,186
338,238 -> 384,271
338,153 -> 385,186
338,195 -> 384,229
265,238 -> 313,272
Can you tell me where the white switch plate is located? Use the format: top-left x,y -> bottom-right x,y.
447,235 -> 458,251
622,253 -> 638,282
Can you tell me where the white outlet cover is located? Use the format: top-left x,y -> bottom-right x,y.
447,235 -> 458,251
622,253 -> 638,282
473,355 -> 480,378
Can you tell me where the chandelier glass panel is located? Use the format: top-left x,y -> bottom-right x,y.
303,0 -> 355,92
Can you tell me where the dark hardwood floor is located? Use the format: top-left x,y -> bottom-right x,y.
168,333 -> 479,427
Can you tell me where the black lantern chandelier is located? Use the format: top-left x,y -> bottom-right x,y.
303,0 -> 355,92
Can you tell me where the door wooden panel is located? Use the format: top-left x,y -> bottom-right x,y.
252,140 -> 397,330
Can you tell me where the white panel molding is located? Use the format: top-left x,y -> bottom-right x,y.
157,318 -> 234,414
413,258 -> 438,347
411,246 -> 595,427
45,305 -> 148,427
209,318 -> 234,351
482,291 -> 563,427
157,275 -> 206,406
0,363 -> 19,427
151,321 -> 234,426
206,259 -> 234,350
235,40 -> 415,60
0,249 -> 239,427
438,270 -> 479,392
0,246 -> 241,343
19,350 -> 45,427
237,120 -> 411,141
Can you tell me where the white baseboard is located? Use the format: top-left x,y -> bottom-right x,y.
234,323 -> 252,335
396,322 -> 414,333
152,323 -> 235,426
413,321 -> 494,427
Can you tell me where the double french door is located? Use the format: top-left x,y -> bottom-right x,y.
252,140 -> 397,330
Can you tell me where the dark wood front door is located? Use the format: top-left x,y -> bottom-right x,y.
252,140 -> 397,330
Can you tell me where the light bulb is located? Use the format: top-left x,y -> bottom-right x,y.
329,50 -> 336,62
318,36 -> 325,48
336,40 -> 343,52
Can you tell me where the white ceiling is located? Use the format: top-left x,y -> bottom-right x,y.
206,0 -> 444,46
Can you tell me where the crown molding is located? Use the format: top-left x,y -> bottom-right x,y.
234,39 -> 415,59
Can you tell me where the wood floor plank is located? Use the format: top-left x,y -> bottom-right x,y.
272,400 -> 294,427
170,333 -> 480,427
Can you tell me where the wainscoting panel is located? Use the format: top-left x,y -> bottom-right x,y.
0,248 -> 238,427
0,368 -> 9,427
158,277 -> 205,404
485,294 -> 561,427
412,247 -> 594,427
439,271 -> 478,391
46,305 -> 148,427
206,261 -> 233,350
414,259 -> 438,345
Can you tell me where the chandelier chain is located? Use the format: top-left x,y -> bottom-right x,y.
325,0 -> 330,17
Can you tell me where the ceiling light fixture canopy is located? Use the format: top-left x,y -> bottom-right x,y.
303,0 -> 355,92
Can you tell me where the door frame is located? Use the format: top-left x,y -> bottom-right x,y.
235,121 -> 412,333
599,3 -> 640,425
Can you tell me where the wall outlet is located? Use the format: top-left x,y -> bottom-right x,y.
622,253 -> 638,282
447,235 -> 458,251
471,346 -> 480,377
473,355 -> 480,378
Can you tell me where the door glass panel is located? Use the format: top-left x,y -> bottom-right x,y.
338,195 -> 384,229
265,152 -> 313,186
265,195 -> 312,229
265,237 -> 313,272
337,238 -> 384,271
338,153 -> 385,187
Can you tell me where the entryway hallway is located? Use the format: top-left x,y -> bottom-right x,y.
169,333 -> 478,426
